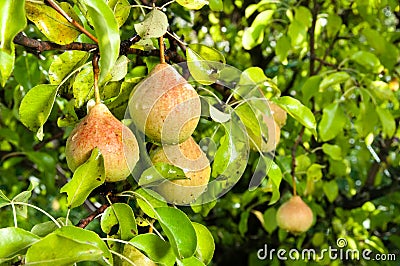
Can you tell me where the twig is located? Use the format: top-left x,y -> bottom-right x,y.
159,36 -> 166,64
45,0 -> 98,43
77,203 -> 109,228
309,0 -> 319,76
291,126 -> 305,196
92,53 -> 101,104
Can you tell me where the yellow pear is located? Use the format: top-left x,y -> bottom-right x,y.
150,137 -> 211,204
129,63 -> 201,144
276,196 -> 313,234
269,102 -> 287,128
66,103 -> 139,182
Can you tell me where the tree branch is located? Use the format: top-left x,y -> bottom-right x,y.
309,0 -> 319,76
77,203 -> 109,228
291,126 -> 305,196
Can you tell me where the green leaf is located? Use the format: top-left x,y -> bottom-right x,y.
176,0 -> 208,10
80,0 -> 120,84
319,72 -> 350,91
25,1 -> 81,44
242,10 -> 274,50
155,207 -> 197,259
306,164 -> 324,181
0,0 -> 27,86
326,13 -> 342,38
192,223 -> 215,265
31,218 -> 69,237
376,106 -> 396,137
108,0 -> 131,27
19,84 -> 58,140
301,75 -> 322,103
275,35 -> 291,64
178,256 -> 206,266
53,226 -> 113,265
25,231 -> 105,265
318,102 -> 346,142
72,66 -> 94,108
351,51 -> 382,73
209,0 -> 223,11
273,96 -> 316,136
12,179 -> 39,218
139,162 -> 187,187
323,180 -> 339,203
295,6 -> 312,28
101,203 -> 137,240
60,147 -> 105,208
49,51 -> 90,85
134,188 -> 168,219
110,55 -> 129,81
265,159 -> 282,204
322,143 -> 342,161
134,9 -> 168,39
263,207 -> 277,233
186,44 -> 226,85
128,233 -> 175,266
288,19 -> 307,47
0,227 -> 40,259
239,210 -> 250,236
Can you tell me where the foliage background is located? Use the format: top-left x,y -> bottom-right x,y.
0,0 -> 399,265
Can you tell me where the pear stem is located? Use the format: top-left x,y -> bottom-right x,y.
159,36 -> 166,64
92,53 -> 101,104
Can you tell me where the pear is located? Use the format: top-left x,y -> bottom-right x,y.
129,63 -> 201,144
276,196 -> 313,234
150,137 -> 211,205
66,103 -> 139,182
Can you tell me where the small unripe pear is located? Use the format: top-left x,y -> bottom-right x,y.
66,103 -> 139,182
129,63 -> 201,144
150,137 -> 211,205
276,196 -> 313,234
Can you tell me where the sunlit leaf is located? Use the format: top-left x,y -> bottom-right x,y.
138,162 -> 187,187
60,147 -> 105,208
49,51 -> 90,85
192,222 -> 215,265
128,233 -> 175,266
0,227 -> 40,259
376,106 -> 396,137
323,180 -> 338,203
319,72 -> 350,91
0,0 -> 26,86
176,0 -> 208,10
134,9 -> 168,39
80,0 -> 120,84
351,51 -> 382,73
12,179 -> 39,218
273,96 -> 317,136
135,188 -> 167,219
155,207 -> 197,259
322,143 -> 342,161
108,0 -> 131,27
101,203 -> 137,240
242,10 -> 274,50
19,84 -> 58,140
186,44 -> 226,85
25,1 -> 81,44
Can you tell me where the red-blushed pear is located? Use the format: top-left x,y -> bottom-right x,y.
129,63 -> 201,145
150,137 -> 211,205
276,195 -> 314,234
65,102 -> 139,182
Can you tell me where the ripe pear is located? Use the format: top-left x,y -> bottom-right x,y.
150,137 -> 211,205
276,196 -> 313,234
129,63 -> 201,144
66,103 -> 139,182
